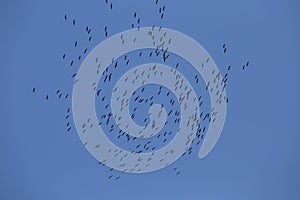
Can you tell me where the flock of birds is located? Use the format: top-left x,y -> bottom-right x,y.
32,0 -> 250,181
95,49 -> 211,155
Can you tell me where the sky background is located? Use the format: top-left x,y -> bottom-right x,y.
0,0 -> 300,199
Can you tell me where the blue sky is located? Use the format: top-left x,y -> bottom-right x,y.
0,0 -> 299,199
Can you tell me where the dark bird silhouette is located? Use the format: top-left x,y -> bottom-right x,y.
97,89 -> 101,96
72,19 -> 75,26
64,15 -> 67,20
32,88 -> 35,93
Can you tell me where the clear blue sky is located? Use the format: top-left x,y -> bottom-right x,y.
0,0 -> 299,199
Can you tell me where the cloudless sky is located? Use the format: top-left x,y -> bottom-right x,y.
0,0 -> 299,199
